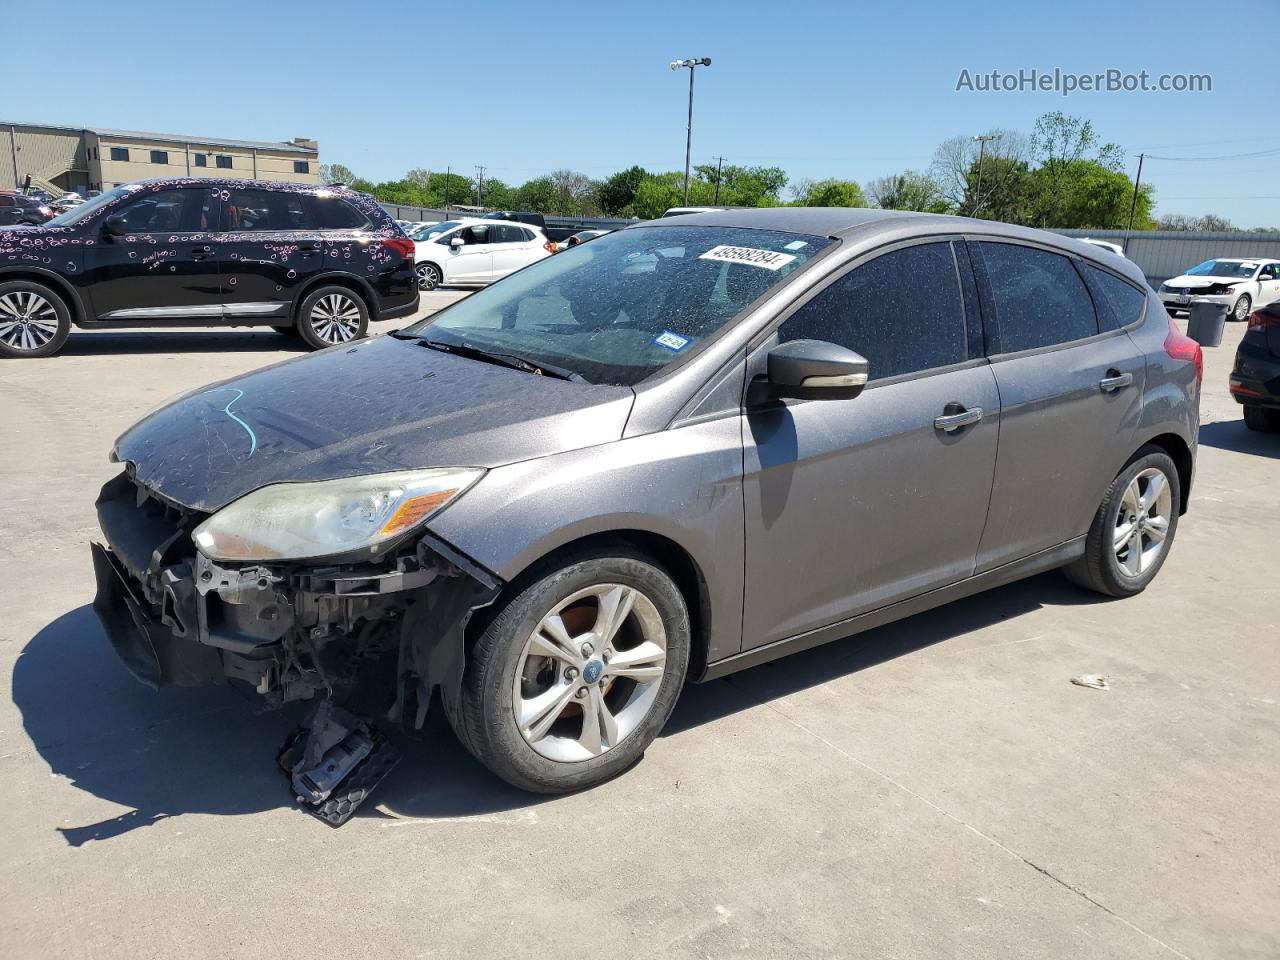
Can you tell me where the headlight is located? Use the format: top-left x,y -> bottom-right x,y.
191,468 -> 485,562
1158,283 -> 1169,293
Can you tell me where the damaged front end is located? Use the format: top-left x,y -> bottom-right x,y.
90,471 -> 500,823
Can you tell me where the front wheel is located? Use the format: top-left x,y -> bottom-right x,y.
0,280 -> 71,358
295,286 -> 369,350
416,262 -> 442,292
1064,447 -> 1181,598
452,549 -> 690,793
1231,294 -> 1252,322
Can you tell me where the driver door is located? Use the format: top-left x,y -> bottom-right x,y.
443,224 -> 494,284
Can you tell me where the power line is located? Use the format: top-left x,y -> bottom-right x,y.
1143,146 -> 1280,162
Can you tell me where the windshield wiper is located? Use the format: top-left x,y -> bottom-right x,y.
415,337 -> 586,382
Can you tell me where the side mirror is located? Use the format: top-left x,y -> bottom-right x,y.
450,236 -> 465,249
103,213 -> 128,236
761,338 -> 869,401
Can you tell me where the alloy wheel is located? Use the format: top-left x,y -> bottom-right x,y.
416,263 -> 440,291
512,583 -> 667,762
0,291 -> 59,353
1113,467 -> 1173,578
308,292 -> 362,345
1233,296 -> 1251,321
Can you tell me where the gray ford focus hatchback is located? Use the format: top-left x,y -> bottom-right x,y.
93,208 -> 1201,820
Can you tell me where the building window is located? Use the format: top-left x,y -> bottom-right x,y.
215,155 -> 233,169
294,160 -> 311,174
194,153 -> 207,167
150,150 -> 169,165
109,147 -> 129,162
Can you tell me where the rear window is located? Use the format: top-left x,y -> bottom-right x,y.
979,242 -> 1099,353
311,195 -> 372,230
1084,264 -> 1146,329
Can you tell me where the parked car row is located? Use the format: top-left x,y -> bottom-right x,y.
0,177 -> 418,358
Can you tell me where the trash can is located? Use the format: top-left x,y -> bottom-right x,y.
1187,301 -> 1228,347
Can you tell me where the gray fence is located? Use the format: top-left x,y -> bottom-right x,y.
1053,229 -> 1280,286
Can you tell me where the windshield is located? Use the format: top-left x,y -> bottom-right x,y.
410,220 -> 461,240
46,186 -> 129,226
1186,259 -> 1257,279
404,225 -> 832,386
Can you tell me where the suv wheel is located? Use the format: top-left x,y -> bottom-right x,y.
0,280 -> 71,359
452,548 -> 690,794
1243,404 -> 1280,432
1064,446 -> 1180,598
416,262 -> 442,291
296,286 -> 368,350
1231,294 -> 1252,322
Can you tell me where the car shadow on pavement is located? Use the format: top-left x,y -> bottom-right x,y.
59,331 -> 309,356
17,574 -> 1103,842
1197,418 -> 1280,459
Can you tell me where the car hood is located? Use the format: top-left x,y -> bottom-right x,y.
114,334 -> 636,513
1165,274 -> 1247,288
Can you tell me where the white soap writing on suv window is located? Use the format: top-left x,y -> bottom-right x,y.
698,245 -> 797,271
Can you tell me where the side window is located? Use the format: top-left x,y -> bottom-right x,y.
1084,264 -> 1146,329
224,188 -> 309,231
116,189 -> 200,232
308,196 -> 369,230
521,228 -> 537,242
778,242 -> 968,381
979,242 -> 1099,352
460,225 -> 490,245
492,224 -> 526,243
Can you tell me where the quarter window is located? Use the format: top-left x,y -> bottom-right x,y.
309,195 -> 370,229
778,242 -> 969,381
215,155 -> 233,169
150,150 -> 168,165
109,147 -> 128,162
1084,264 -> 1146,330
979,242 -> 1099,352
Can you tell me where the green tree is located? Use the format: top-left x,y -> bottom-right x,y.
866,171 -> 948,212
319,162 -> 358,185
693,163 -> 788,205
795,178 -> 866,207
962,156 -> 1033,222
598,166 -> 648,215
1028,161 -> 1153,229
631,174 -> 684,219
512,176 -> 559,213
478,178 -> 513,210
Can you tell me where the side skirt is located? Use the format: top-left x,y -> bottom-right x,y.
697,537 -> 1086,682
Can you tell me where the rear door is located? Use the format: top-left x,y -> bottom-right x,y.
83,186 -> 223,321
216,185 -> 323,322
969,239 -> 1145,571
491,224 -> 542,279
742,239 -> 1000,648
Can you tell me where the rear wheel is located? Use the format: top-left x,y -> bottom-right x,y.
0,280 -> 71,359
296,286 -> 368,350
1243,404 -> 1280,432
452,548 -> 690,794
1064,447 -> 1180,598
416,262 -> 442,292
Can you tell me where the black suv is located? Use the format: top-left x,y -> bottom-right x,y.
0,177 -> 418,358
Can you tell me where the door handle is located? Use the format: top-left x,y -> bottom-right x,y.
1099,371 -> 1133,393
191,244 -> 213,260
933,405 -> 983,432
298,242 -> 319,255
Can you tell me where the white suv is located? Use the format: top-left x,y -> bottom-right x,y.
1158,258 -> 1280,321
413,219 -> 551,290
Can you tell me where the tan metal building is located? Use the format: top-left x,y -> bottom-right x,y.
1,121 -> 320,195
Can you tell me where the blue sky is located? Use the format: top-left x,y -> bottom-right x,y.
9,0 -> 1278,227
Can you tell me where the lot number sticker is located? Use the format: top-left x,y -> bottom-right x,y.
653,330 -> 692,352
698,245 -> 797,271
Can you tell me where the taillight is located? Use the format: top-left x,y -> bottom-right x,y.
544,241 -> 557,253
1247,308 -> 1280,333
383,234 -> 415,260
1164,314 -> 1203,385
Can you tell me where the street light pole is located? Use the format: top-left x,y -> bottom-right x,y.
971,134 -> 996,217
1124,152 -> 1145,254
670,57 -> 711,205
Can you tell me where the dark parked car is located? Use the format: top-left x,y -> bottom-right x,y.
0,190 -> 54,227
1229,301 -> 1280,431
92,208 -> 1200,821
0,177 -> 418,358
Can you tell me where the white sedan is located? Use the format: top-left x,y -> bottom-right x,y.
413,219 -> 552,291
1158,258 -> 1280,321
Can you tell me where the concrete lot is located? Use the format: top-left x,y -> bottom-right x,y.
1,302 -> 1276,959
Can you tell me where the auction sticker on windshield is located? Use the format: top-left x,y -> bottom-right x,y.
653,330 -> 692,352
699,245 -> 797,271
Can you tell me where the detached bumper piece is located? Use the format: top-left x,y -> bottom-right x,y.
277,700 -> 401,827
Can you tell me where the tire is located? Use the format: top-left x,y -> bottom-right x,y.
270,323 -> 301,338
1064,446 -> 1181,598
295,285 -> 369,351
1243,404 -> 1280,433
416,262 -> 442,292
1231,294 -> 1252,322
453,547 -> 690,794
0,280 -> 71,359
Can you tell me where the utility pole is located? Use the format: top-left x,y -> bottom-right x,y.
712,155 -> 727,204
670,58 -> 712,205
1125,153 -> 1145,254
444,165 -> 451,212
475,165 -> 486,209
971,134 -> 996,217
